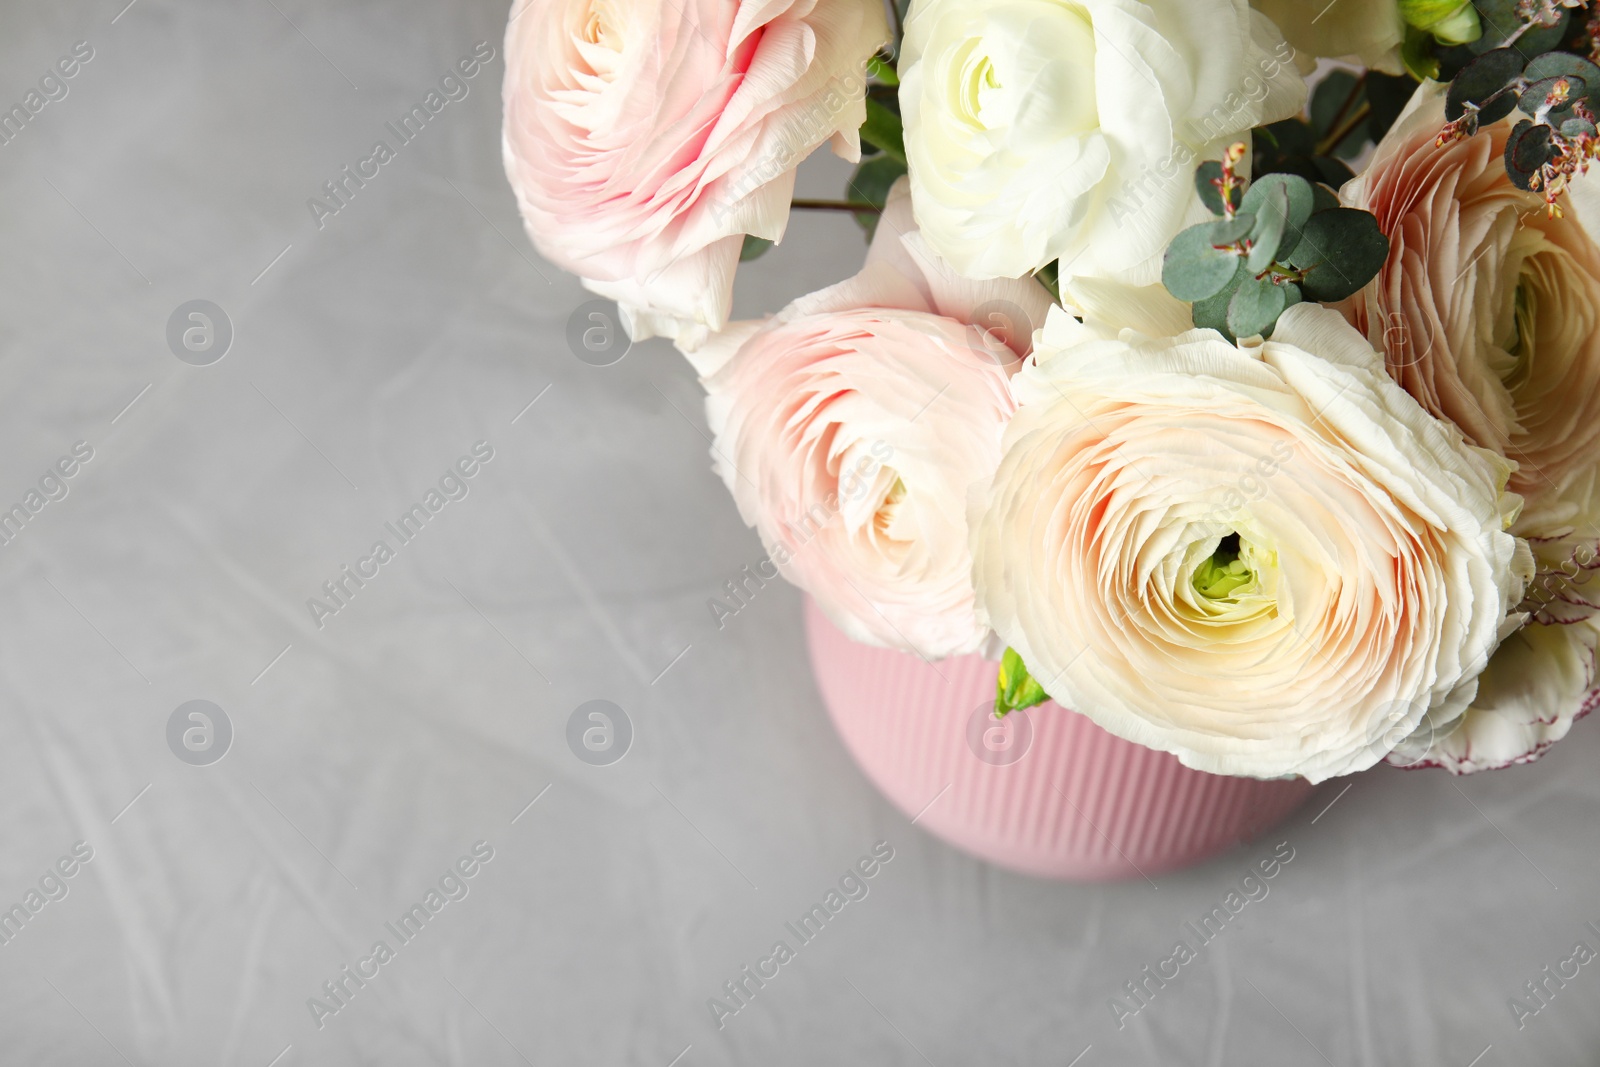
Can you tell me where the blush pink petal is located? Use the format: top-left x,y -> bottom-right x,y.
1342,80 -> 1600,771
502,0 -> 888,349
701,180 -> 1054,657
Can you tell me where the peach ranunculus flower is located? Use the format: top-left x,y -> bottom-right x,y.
694,181 -> 1055,658
969,302 -> 1530,782
1341,80 -> 1600,772
501,0 -> 888,350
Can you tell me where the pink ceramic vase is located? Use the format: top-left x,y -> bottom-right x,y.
804,598 -> 1316,881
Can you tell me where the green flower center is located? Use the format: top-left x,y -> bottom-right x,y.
1193,532 -> 1255,599
1502,280 -> 1534,389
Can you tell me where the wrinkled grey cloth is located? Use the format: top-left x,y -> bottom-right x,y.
1,2 -> 1598,1064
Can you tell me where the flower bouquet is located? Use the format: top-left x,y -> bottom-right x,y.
504,0 -> 1600,877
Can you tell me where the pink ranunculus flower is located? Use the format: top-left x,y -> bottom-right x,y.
1340,80 -> 1600,772
502,0 -> 888,350
695,180 -> 1055,658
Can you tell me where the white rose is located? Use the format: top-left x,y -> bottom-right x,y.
970,303 -> 1529,782
1249,0 -> 1405,74
899,0 -> 1306,284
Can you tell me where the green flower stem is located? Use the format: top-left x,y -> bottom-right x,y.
1315,102 -> 1372,156
1261,263 -> 1310,283
1320,71 -> 1368,148
791,199 -> 884,213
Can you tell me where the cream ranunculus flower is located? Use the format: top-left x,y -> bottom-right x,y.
899,0 -> 1306,284
696,181 -> 1054,657
970,302 -> 1529,782
502,0 -> 887,350
1249,0 -> 1406,74
1341,80 -> 1600,771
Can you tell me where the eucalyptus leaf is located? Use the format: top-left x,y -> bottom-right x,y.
1508,10 -> 1569,59
1242,173 -> 1314,264
1519,74 -> 1587,117
1311,182 -> 1342,215
1504,118 -> 1556,189
1227,273 -> 1289,338
1312,156 -> 1357,188
860,97 -> 906,163
1288,208 -> 1391,302
739,235 -> 774,261
1311,71 -> 1373,159
1368,72 -> 1422,143
1195,161 -> 1242,215
1260,118 -> 1317,156
1192,261 -> 1249,340
1246,185 -> 1288,272
1311,71 -> 1363,137
1469,0 -> 1568,58
1163,223 -> 1245,302
847,154 -> 908,237
1330,123 -> 1373,161
1524,52 -> 1600,88
1205,213 -> 1257,244
1446,47 -> 1525,123
1467,0 -> 1519,51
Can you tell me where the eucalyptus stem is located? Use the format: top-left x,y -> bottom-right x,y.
1322,72 -> 1368,149
1316,102 -> 1372,157
884,0 -> 904,55
791,199 -> 883,213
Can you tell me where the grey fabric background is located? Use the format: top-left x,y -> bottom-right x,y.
1,1 -> 1598,1064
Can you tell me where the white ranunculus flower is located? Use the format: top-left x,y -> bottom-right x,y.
899,0 -> 1306,284
1249,0 -> 1406,74
970,303 -> 1530,782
